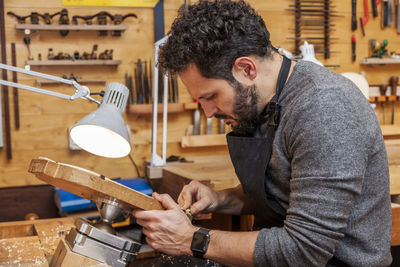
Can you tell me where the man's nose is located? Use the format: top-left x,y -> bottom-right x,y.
200,102 -> 218,118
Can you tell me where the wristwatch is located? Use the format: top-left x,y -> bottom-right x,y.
190,228 -> 210,259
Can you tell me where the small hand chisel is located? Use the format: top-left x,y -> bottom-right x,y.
390,76 -> 399,124
352,0 -> 357,30
379,84 -> 388,124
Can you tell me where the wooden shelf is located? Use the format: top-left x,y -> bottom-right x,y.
381,125 -> 400,139
36,78 -> 106,86
16,23 -> 128,32
127,103 -> 184,115
184,102 -> 198,110
181,134 -> 227,148
26,60 -> 121,67
360,58 -> 400,65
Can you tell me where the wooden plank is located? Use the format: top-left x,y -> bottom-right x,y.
16,24 -> 128,31
128,103 -> 184,115
26,60 -> 122,67
0,236 -> 48,266
50,239 -> 105,267
36,78 -> 106,86
389,165 -> 400,195
28,157 -> 163,211
392,203 -> 400,245
381,125 -> 400,139
162,155 -> 239,191
360,58 -> 400,65
181,134 -> 227,148
34,219 -> 75,257
0,224 -> 35,239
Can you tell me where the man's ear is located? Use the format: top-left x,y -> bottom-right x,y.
232,57 -> 257,83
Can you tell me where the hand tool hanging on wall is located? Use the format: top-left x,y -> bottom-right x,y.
379,84 -> 388,124
173,72 -> 179,103
352,35 -> 356,61
40,11 -> 60,24
111,13 -> 137,36
372,0 -> 379,17
352,0 -> 357,30
6,12 -> 30,24
390,76 -> 399,124
128,74 -> 134,104
136,59 -> 144,104
72,14 -> 96,25
24,35 -> 33,60
290,0 -> 336,59
396,0 -> 400,32
1,0 -> 11,157
383,0 -> 389,28
168,72 -> 174,103
219,120 -> 225,134
59,9 -> 70,37
97,11 -> 113,36
89,44 -> 98,60
360,0 -> 369,36
193,100 -> 201,135
143,61 -> 150,104
389,0 -> 394,26
11,43 -> 20,129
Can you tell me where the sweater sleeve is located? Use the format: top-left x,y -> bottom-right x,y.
254,85 -> 376,267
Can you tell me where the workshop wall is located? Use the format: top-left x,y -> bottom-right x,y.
0,0 -> 399,187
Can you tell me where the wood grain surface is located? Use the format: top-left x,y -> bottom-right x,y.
29,157 -> 163,211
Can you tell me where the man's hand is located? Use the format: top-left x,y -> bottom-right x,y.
177,180 -> 220,216
132,192 -> 197,255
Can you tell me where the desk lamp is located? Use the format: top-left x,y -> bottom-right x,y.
0,63 -> 131,158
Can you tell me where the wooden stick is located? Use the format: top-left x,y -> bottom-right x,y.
0,0 -> 12,159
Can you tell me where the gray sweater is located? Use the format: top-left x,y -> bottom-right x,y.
253,61 -> 392,266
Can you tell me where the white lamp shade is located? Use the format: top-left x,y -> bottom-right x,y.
70,102 -> 131,158
71,82 -> 131,158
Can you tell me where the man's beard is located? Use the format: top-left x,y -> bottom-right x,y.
214,80 -> 259,137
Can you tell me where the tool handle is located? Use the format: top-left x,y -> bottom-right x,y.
380,84 -> 388,96
372,0 -> 378,17
390,76 -> 399,96
352,0 -> 357,30
383,1 -> 389,27
352,35 -> 356,61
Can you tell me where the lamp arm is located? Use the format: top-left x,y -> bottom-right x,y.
0,63 -> 100,104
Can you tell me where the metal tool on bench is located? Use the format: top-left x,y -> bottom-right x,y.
65,217 -> 141,267
29,158 -> 163,266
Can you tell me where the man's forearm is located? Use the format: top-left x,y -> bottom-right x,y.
216,184 -> 254,215
200,230 -> 259,267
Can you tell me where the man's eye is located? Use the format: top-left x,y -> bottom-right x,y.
206,94 -> 216,101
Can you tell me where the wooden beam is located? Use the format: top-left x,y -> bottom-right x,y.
181,134 -> 227,148
28,158 -> 163,211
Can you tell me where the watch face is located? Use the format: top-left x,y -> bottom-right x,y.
192,232 -> 208,251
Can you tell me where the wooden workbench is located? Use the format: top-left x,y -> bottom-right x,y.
0,217 -> 75,266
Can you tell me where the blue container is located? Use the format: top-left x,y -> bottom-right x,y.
54,178 -> 153,213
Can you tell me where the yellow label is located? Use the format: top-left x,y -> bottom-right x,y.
62,0 -> 160,8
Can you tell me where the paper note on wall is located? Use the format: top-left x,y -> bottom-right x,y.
62,0 -> 159,8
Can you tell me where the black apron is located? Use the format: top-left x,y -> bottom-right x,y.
226,56 -> 349,267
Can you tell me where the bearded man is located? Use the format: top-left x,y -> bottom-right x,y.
133,1 -> 392,266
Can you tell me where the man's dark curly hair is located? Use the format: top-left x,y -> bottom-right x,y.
159,0 -> 274,83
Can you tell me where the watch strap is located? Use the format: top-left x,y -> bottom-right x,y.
191,228 -> 210,259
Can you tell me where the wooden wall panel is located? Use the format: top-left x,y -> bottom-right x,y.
1,0 -> 400,187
